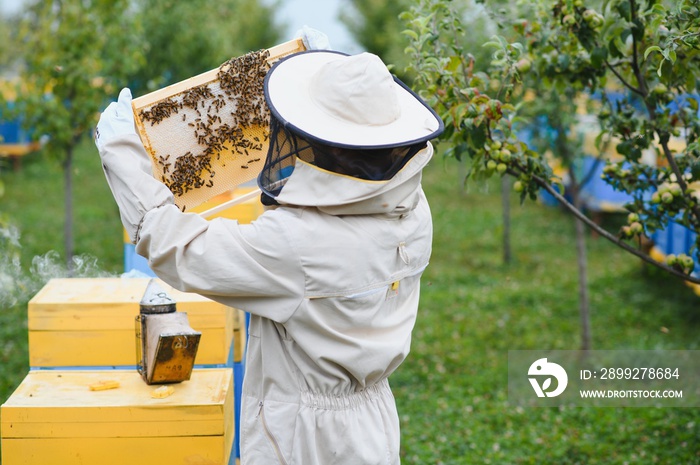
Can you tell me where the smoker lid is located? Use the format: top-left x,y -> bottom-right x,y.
139,279 -> 177,314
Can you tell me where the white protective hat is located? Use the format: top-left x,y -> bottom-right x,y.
263,50 -> 444,149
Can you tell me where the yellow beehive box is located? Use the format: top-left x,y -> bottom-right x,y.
123,186 -> 265,246
28,278 -> 246,368
1,369 -> 234,465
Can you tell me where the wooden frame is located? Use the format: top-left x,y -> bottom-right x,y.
131,39 -> 305,212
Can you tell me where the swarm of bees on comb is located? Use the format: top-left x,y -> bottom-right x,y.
136,50 -> 271,203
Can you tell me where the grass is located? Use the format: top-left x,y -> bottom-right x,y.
394,157 -> 700,464
0,142 -> 699,463
1,141 -> 123,271
0,139 -> 123,408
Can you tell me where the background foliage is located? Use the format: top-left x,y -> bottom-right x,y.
133,0 -> 282,94
1,0 -> 281,267
1,1 -> 700,463
402,0 -> 700,283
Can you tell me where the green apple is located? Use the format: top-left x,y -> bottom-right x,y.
515,58 -> 532,74
681,255 -> 695,270
630,221 -> 643,235
652,83 -> 669,95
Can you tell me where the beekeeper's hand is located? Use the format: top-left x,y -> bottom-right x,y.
95,88 -> 136,152
96,88 -> 174,244
297,25 -> 331,50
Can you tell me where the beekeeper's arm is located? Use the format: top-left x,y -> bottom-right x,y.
95,89 -> 304,322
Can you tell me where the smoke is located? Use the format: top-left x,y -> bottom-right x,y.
30,250 -> 114,282
0,253 -> 32,309
0,222 -> 116,309
0,222 -> 32,309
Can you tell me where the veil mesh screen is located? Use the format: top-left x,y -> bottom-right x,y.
259,116 -> 427,198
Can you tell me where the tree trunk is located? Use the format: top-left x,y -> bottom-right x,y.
569,173 -> 591,351
63,145 -> 74,274
501,175 -> 511,265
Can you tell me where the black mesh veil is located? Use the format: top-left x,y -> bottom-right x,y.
258,115 -> 427,199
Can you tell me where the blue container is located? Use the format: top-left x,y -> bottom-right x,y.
577,156 -> 634,213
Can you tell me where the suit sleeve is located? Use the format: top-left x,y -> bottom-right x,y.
98,134 -> 175,243
100,133 -> 305,322
136,204 -> 306,323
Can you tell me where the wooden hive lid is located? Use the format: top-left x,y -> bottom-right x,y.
1,369 -> 233,438
27,278 -> 229,331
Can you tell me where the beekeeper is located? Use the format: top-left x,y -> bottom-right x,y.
95,44 -> 443,464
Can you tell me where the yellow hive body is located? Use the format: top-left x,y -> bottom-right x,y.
192,185 -> 264,221
132,39 -> 305,212
27,278 -> 246,368
1,369 -> 234,465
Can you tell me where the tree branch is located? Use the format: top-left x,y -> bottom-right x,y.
629,0 -> 646,95
511,168 -> 700,284
658,136 -> 700,222
605,60 -> 644,96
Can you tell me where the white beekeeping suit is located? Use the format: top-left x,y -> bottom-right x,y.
96,49 -> 443,465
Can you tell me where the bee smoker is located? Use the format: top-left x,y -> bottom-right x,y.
135,279 -> 201,384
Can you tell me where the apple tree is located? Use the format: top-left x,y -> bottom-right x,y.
402,0 -> 700,284
11,0 -> 144,268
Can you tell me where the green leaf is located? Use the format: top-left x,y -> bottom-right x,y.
591,46 -> 608,68
608,37 -> 623,59
483,40 -> 502,49
662,48 -> 677,64
644,46 -> 662,60
467,124 -> 487,150
402,29 -> 419,41
594,131 -> 606,152
691,161 -> 700,181
616,140 -> 632,156
446,56 -> 461,73
648,3 -> 667,16
616,1 -> 631,21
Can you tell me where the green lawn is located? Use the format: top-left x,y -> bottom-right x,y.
1,141 -> 699,463
395,158 -> 700,464
0,141 -> 123,404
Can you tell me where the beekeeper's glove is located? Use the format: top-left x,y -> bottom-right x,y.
95,88 -> 137,151
297,25 -> 331,50
95,88 -> 173,243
